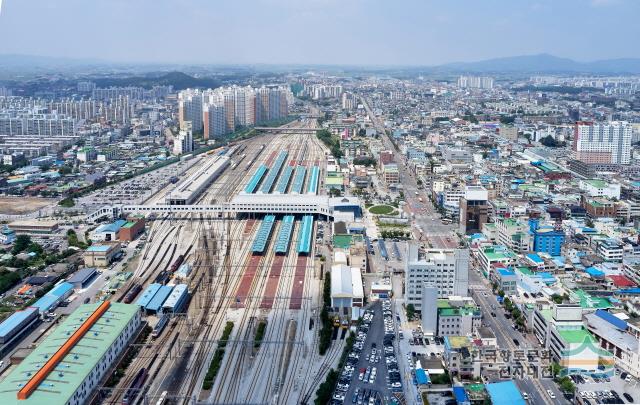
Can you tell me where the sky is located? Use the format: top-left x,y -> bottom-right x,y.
0,0 -> 639,66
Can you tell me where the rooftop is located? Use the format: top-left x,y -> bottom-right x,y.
0,302 -> 139,404
557,328 -> 597,344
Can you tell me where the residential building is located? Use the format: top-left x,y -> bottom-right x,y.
573,121 -> 632,165
436,297 -> 482,337
178,89 -> 203,132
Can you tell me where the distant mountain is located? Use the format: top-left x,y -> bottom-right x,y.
92,71 -> 221,90
439,53 -> 640,74
0,53 -> 105,68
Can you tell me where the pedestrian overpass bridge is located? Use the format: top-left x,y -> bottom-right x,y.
253,127 -> 319,134
86,194 -> 357,222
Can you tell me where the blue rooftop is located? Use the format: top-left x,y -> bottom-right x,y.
49,282 -> 74,297
585,267 -> 605,278
415,368 -> 429,385
595,309 -> 627,330
486,381 -> 525,405
95,219 -> 127,234
32,294 -> 59,312
453,386 -> 470,404
146,285 -> 173,312
0,307 -> 38,339
526,253 -> 543,263
86,244 -> 112,252
498,268 -> 516,277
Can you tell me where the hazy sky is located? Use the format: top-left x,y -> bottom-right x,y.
0,0 -> 639,65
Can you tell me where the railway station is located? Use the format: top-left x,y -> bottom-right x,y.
274,215 -> 295,254
291,165 -> 307,194
164,155 -> 230,205
251,214 -> 276,253
259,150 -> 288,193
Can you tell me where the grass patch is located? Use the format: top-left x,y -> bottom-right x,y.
369,205 -> 396,215
202,321 -> 234,390
254,321 -> 266,349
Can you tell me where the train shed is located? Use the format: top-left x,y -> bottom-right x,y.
162,284 -> 189,313
290,166 -> 307,194
297,215 -> 314,255
252,215 -> 276,254
274,216 -> 295,254
245,164 -> 268,194
146,285 -> 174,313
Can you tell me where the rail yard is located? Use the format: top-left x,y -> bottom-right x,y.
97,120 -> 340,405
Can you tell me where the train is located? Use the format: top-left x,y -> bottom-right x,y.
122,367 -> 148,405
123,284 -> 142,304
155,270 -> 169,285
169,176 -> 179,184
155,391 -> 168,405
170,255 -> 185,273
151,314 -> 169,338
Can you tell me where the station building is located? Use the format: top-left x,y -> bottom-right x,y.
0,302 -> 141,405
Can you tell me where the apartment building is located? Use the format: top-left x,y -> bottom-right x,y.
573,121 -> 632,165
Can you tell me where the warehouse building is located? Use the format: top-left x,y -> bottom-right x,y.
67,267 -> 98,289
0,307 -> 40,357
0,301 -> 141,405
89,219 -> 126,242
31,281 -> 74,314
162,284 -> 189,313
330,264 -> 364,314
118,218 -> 145,241
83,243 -> 121,267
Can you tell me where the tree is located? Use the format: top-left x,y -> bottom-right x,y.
12,235 -> 32,255
540,135 -> 559,147
406,304 -> 416,320
58,165 -> 72,175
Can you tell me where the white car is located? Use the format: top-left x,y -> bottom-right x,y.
547,390 -> 556,399
522,392 -> 529,400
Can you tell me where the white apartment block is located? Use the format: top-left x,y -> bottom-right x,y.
573,121 -> 632,165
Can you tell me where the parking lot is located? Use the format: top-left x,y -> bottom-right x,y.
332,300 -> 403,404
576,371 -> 640,404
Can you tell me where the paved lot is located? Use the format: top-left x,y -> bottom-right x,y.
576,372 -> 640,404
339,301 -> 399,405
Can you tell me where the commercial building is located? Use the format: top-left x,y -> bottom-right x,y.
405,244 -> 469,310
476,245 -> 517,276
585,310 -> 640,378
83,243 -> 121,267
578,179 -> 621,199
442,336 -> 479,379
0,302 -> 141,405
495,218 -> 530,253
532,226 -> 565,256
494,268 -> 518,296
573,121 -> 632,165
435,297 -> 482,337
118,219 -> 145,241
533,303 -> 613,376
459,185 -> 488,235
8,220 -> 59,236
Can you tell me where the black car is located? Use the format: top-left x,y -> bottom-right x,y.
513,338 -> 519,346
624,393 -> 634,402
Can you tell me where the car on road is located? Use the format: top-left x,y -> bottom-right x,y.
624,393 -> 634,402
521,392 -> 528,400
513,338 -> 520,346
333,393 -> 345,401
547,390 -> 556,399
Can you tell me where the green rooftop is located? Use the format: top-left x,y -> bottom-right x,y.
573,289 -> 612,309
558,328 -> 597,344
333,234 -> 352,249
584,179 -> 608,189
0,302 -> 139,405
325,176 -> 344,185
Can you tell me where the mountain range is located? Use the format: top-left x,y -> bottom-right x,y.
1,53 -> 640,74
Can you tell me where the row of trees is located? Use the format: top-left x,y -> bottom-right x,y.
318,271 -> 333,355
202,321 -> 234,390
317,129 -> 343,158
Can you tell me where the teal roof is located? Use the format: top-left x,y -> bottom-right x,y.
0,303 -> 139,405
